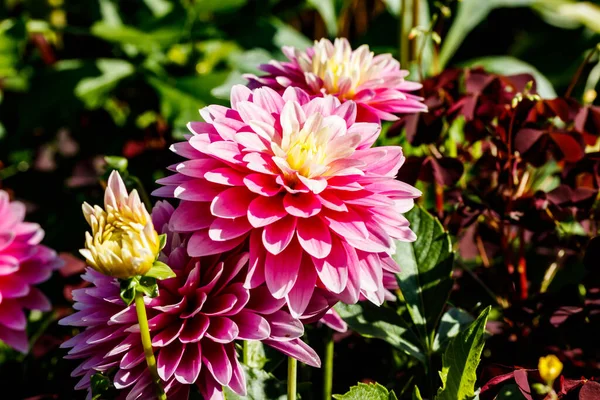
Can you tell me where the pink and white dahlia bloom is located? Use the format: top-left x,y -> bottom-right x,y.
61,201 -> 319,400
0,190 -> 61,353
154,85 -> 421,317
245,38 -> 427,122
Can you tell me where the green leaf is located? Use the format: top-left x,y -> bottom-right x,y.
147,73 -> 229,138
393,206 -> 454,350
334,302 -> 425,364
244,341 -> 268,370
495,383 -> 528,399
119,276 -> 159,305
91,372 -> 114,400
158,234 -> 167,251
460,56 -> 557,98
412,386 -> 424,400
104,156 -> 128,172
307,0 -> 338,37
333,382 -> 398,400
74,59 -> 134,108
433,308 -> 475,352
194,0 -> 248,13
270,18 -> 312,51
223,365 -> 286,400
436,306 -> 491,400
91,22 -> 181,53
145,261 -> 175,280
439,0 -> 537,69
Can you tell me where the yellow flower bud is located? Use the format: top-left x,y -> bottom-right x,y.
538,354 -> 563,385
79,171 -> 160,279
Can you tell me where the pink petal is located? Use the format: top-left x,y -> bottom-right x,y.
180,315 -> 210,343
0,299 -> 26,330
188,230 -> 246,257
262,215 -> 297,255
232,310 -> 271,340
211,187 -> 256,219
205,168 -> 246,186
247,195 -> 287,227
244,173 -> 282,196
175,159 -> 223,178
296,217 -> 332,259
174,342 -> 202,384
208,218 -> 252,241
205,317 -> 239,343
202,343 -> 232,386
320,209 -> 369,240
170,201 -> 214,232
285,254 -> 317,318
312,236 -> 348,294
157,339 -> 185,380
264,338 -> 320,368
265,239 -> 302,299
283,193 -> 322,218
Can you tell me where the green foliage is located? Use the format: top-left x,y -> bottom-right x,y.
334,302 -> 425,364
119,276 -> 159,305
436,307 -> 491,400
393,206 -> 454,352
222,366 -> 287,400
145,260 -> 176,280
333,382 -> 398,400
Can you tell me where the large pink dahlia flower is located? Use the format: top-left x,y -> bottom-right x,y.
60,201 -> 319,400
245,38 -> 427,122
0,190 -> 61,353
154,85 -> 421,317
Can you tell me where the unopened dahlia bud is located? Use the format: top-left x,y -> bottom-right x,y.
79,171 -> 160,278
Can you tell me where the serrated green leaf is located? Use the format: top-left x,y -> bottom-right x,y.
145,261 -> 175,280
393,206 -> 454,350
334,302 -> 425,364
436,307 -> 491,400
244,340 -> 268,370
333,382 -> 398,400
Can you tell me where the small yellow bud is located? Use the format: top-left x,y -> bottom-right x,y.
48,0 -> 64,7
79,171 -> 160,279
583,89 -> 597,105
538,355 -> 563,385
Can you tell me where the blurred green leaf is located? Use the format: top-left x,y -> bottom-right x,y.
333,382 -> 398,400
335,302 -> 425,363
533,1 -> 600,32
495,384 -> 527,399
74,59 -> 134,108
436,307 -> 491,400
440,0 -> 537,69
143,0 -> 173,18
245,340 -> 268,370
413,386 -> 424,400
91,22 -> 181,53
393,206 -> 454,351
270,18 -> 312,51
461,56 -> 557,98
145,260 -> 176,280
433,308 -> 475,352
307,0 -> 337,37
0,18 -> 28,90
148,72 -> 229,138
195,0 -> 248,14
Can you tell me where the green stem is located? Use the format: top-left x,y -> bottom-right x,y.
134,292 -> 166,400
287,357 -> 297,400
323,331 -> 334,400
243,340 -> 250,365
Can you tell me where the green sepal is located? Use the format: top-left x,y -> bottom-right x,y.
119,275 -> 159,306
158,233 -> 167,252
145,260 -> 176,280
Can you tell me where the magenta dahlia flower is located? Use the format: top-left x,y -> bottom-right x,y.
61,201 -> 319,400
0,190 -> 61,353
245,38 -> 427,122
154,85 -> 421,317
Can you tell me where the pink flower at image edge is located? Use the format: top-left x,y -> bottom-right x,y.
0,190 -> 61,353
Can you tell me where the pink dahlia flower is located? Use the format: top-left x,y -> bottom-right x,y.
245,38 -> 427,122
0,190 -> 61,353
154,85 -> 421,317
61,201 -> 319,400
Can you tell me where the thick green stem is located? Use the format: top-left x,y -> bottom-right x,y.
134,292 -> 166,400
287,357 -> 297,400
323,331 -> 334,400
